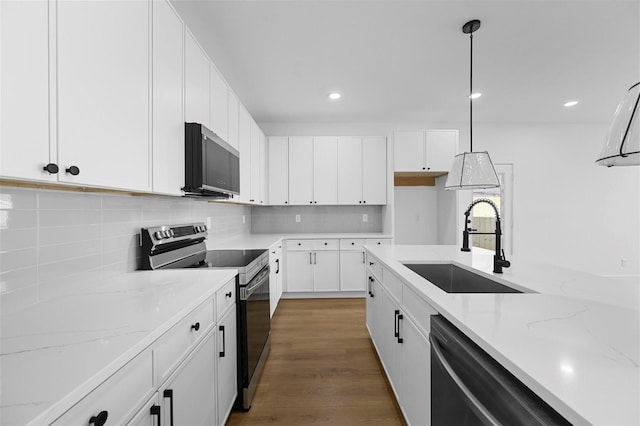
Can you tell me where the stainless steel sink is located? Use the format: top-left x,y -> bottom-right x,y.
403,263 -> 523,293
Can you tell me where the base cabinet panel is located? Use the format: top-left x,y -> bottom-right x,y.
399,314 -> 431,426
217,306 -> 237,426
340,251 -> 366,291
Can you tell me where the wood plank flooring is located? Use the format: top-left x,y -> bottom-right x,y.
226,298 -> 405,426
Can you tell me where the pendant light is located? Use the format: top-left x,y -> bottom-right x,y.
445,19 -> 500,190
595,82 -> 639,167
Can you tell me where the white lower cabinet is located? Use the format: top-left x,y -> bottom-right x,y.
340,250 -> 366,291
286,240 -> 339,292
216,305 -> 237,426
367,259 -> 437,426
269,242 -> 284,317
160,330 -> 217,426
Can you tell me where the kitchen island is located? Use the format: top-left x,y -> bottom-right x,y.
364,244 -> 639,426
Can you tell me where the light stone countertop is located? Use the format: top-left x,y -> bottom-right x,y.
0,269 -> 237,426
365,244 -> 639,426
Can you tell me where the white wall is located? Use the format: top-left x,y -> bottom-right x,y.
394,186 -> 438,244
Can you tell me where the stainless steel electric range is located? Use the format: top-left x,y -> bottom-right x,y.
140,223 -> 270,411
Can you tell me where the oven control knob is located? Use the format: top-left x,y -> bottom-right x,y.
168,230 -> 174,238
202,225 -> 208,231
154,231 -> 163,240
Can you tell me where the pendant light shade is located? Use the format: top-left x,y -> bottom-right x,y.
595,82 -> 639,167
446,19 -> 499,191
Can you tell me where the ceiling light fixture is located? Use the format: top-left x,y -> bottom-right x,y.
564,101 -> 579,107
445,19 -> 500,191
328,92 -> 341,100
596,82 -> 639,167
470,93 -> 482,99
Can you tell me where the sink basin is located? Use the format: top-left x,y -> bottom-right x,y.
403,263 -> 523,293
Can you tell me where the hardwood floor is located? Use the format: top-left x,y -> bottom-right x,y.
226,298 -> 405,425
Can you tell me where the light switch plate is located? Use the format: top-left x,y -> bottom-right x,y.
295,214 -> 301,223
362,214 -> 368,222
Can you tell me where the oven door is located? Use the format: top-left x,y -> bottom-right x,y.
239,265 -> 270,386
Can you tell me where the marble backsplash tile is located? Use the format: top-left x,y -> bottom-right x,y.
0,187 -> 251,313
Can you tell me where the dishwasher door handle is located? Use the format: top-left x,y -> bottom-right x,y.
429,333 -> 500,426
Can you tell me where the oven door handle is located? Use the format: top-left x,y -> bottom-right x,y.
242,268 -> 269,300
429,333 -> 500,426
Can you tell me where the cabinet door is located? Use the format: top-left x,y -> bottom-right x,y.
259,130 -> 267,204
249,120 -> 261,203
340,251 -> 366,291
238,105 -> 252,203
217,305 -> 237,426
288,137 -> 314,205
337,137 -> 362,205
394,131 -> 424,172
362,136 -> 387,204
57,0 -> 150,190
425,130 -> 457,172
152,0 -> 184,195
269,263 -> 278,317
126,393 -> 160,426
0,0 -> 52,182
276,257 -> 284,301
210,65 -> 229,142
399,315 -> 431,426
161,331 -> 216,426
313,251 -> 340,291
286,251 -> 313,292
380,290 -> 402,397
185,30 -> 209,127
268,137 -> 289,205
227,90 -> 239,150
313,137 -> 338,205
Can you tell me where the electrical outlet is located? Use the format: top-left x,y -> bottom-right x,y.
242,215 -> 246,224
295,214 -> 301,223
621,258 -> 628,267
362,214 -> 368,223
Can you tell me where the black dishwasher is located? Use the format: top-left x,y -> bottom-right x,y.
430,315 -> 571,426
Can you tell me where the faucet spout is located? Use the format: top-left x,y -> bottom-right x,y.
461,198 -> 511,273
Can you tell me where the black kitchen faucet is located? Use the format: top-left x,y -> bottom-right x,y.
461,198 -> 511,273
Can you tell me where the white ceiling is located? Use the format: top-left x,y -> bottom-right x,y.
171,0 -> 639,125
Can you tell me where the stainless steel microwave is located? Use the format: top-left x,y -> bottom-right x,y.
183,123 -> 240,198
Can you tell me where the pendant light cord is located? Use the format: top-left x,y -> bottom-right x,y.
469,32 -> 474,152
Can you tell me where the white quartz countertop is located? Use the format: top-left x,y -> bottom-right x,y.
0,269 -> 237,426
365,244 -> 639,426
206,232 -> 392,250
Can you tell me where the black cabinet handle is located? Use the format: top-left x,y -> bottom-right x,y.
422,167 -> 426,170
89,411 -> 108,426
191,322 -> 200,331
163,389 -> 174,426
324,242 -> 327,246
150,404 -> 161,426
65,165 -> 80,175
225,292 -> 232,298
369,261 -> 374,266
351,242 -> 355,245
359,201 -> 362,204
298,243 -> 301,246
219,325 -> 226,357
309,201 -> 313,204
250,199 -> 255,202
285,201 -> 288,204
397,313 -> 404,344
43,163 -> 59,174
275,259 -> 280,274
363,200 -> 366,204
314,201 -> 317,204
394,310 -> 400,338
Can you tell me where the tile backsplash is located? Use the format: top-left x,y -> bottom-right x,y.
0,186 -> 251,313
251,205 -> 383,234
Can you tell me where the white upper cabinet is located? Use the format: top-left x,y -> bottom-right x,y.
185,30 -> 209,127
425,130 -> 457,172
288,137 -> 314,205
312,137 -> 338,205
210,65 -> 229,142
152,0 -> 184,196
56,0 -> 150,191
268,137 -> 289,205
394,130 -> 457,172
338,136 -> 387,205
337,137 -> 363,205
259,130 -> 267,204
0,0 -> 52,182
238,105 -> 252,203
249,119 -> 261,203
362,136 -> 387,204
227,90 -> 239,150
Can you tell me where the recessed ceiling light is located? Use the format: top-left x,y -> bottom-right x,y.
328,92 -> 341,100
564,100 -> 579,107
470,92 -> 482,99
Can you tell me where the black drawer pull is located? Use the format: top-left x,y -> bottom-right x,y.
89,411 -> 108,426
163,389 -> 174,426
65,165 -> 80,175
191,322 -> 200,331
43,163 -> 59,174
219,325 -> 226,357
150,405 -> 161,426
225,291 -> 232,298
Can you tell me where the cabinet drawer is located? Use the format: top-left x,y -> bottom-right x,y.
365,238 -> 391,247
312,239 -> 339,250
403,285 -> 438,336
155,298 -> 215,384
52,351 -> 153,426
340,239 -> 366,250
383,267 -> 403,304
287,239 -> 313,251
366,254 -> 383,281
216,278 -> 236,320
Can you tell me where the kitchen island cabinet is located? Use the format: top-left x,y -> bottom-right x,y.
364,244 -> 639,426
